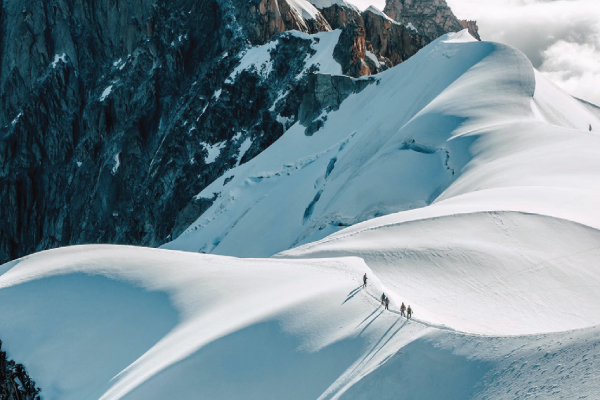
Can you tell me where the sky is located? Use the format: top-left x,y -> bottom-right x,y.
350,0 -> 600,105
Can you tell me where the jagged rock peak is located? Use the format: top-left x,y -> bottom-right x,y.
383,0 -> 481,41
310,0 -> 363,30
233,0 -> 332,44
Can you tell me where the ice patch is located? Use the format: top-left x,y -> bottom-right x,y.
237,138 -> 253,166
51,53 -> 67,68
11,112 -> 22,126
112,153 -> 121,175
100,85 -> 113,102
203,142 -> 227,164
227,41 -> 277,83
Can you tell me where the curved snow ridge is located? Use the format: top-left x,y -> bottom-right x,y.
282,186 -> 600,254
0,245 -> 425,400
281,210 -> 600,336
168,34 -> 553,258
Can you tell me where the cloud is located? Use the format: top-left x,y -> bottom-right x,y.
447,0 -> 600,104
347,0 -> 600,105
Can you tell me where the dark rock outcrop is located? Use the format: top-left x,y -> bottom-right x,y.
233,0 -> 331,45
317,4 -> 428,77
383,0 -> 480,41
362,8 -> 428,67
318,3 -> 363,29
0,340 -> 41,399
299,73 -> 375,135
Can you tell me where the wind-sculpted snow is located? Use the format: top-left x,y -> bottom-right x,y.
0,245 -> 429,400
2,244 -> 600,399
166,29 -> 599,259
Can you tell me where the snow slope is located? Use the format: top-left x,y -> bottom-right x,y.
2,244 -> 599,400
0,245 -> 429,400
166,30 -> 600,259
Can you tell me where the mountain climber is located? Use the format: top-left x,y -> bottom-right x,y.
385,297 -> 390,310
400,302 -> 406,317
363,273 -> 368,288
381,293 -> 386,306
407,305 -> 413,319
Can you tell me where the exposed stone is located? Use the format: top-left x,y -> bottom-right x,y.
363,8 -> 428,67
299,73 -> 375,135
318,4 -> 363,30
384,0 -> 480,41
0,340 -> 41,399
460,19 -> 481,41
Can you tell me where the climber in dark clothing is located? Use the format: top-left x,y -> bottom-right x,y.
407,305 -> 413,319
400,302 -> 406,317
363,273 -> 368,288
381,293 -> 386,306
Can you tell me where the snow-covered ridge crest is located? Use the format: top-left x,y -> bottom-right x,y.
166,30 -> 596,259
309,0 -> 360,12
287,0 -> 322,20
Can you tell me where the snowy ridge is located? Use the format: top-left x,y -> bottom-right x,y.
287,0 -> 322,20
309,0 -> 360,12
2,30 -> 600,399
166,31 -> 599,259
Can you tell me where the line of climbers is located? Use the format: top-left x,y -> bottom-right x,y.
363,273 -> 413,319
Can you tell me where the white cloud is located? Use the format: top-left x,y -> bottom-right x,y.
446,0 -> 600,105
347,0 -> 600,105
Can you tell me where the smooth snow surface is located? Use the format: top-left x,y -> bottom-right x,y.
167,31 -> 600,260
0,245 -> 419,400
2,245 -> 600,399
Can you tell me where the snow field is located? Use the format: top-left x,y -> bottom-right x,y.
0,245 -> 430,400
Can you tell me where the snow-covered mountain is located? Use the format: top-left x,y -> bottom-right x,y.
2,24 -> 600,399
0,0 -> 444,265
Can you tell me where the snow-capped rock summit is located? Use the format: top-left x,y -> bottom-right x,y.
384,0 -> 481,40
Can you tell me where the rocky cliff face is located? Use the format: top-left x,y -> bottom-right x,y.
0,340 -> 40,399
0,0 -> 465,263
383,0 -> 480,41
314,3 -> 429,77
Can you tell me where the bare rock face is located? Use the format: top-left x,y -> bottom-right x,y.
362,8 -> 428,67
383,0 -> 480,41
460,19 -> 480,41
316,4 -> 427,77
333,23 -> 372,77
0,340 -> 41,399
236,0 -> 331,44
318,3 -> 363,29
